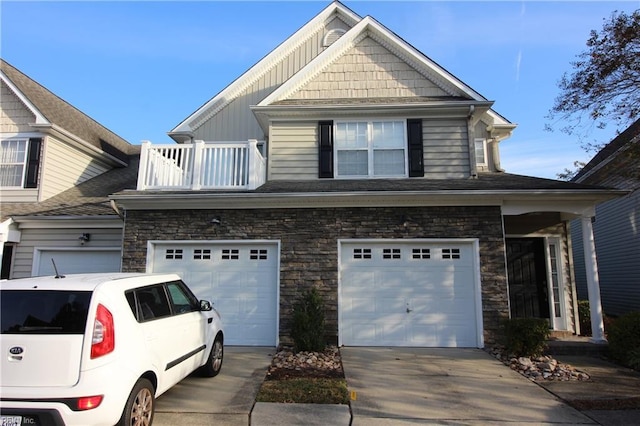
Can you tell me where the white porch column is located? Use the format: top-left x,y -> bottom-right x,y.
581,215 -> 607,343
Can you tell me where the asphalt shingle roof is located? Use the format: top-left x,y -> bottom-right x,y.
1,154 -> 139,221
1,59 -> 133,163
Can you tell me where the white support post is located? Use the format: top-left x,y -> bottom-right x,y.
137,141 -> 151,190
247,139 -> 258,190
192,140 -> 204,190
581,215 -> 607,343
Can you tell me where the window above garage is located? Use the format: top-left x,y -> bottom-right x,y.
335,120 -> 407,178
319,119 -> 424,179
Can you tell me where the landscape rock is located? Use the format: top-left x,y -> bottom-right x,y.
489,347 -> 590,382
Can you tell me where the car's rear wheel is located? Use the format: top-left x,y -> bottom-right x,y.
199,336 -> 223,377
118,378 -> 154,426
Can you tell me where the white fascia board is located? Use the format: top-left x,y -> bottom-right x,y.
258,16 -> 495,108
169,2 -> 362,137
30,123 -> 128,167
110,189 -> 622,211
251,101 -> 494,134
1,70 -> 49,125
12,216 -> 123,229
1,218 -> 21,243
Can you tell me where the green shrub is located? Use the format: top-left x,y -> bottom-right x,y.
291,287 -> 326,353
502,318 -> 551,357
607,311 -> 640,370
577,300 -> 592,336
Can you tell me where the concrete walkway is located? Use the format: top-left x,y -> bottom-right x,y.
152,346 -> 640,425
342,347 -> 596,425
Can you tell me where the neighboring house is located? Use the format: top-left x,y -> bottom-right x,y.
0,59 -> 137,278
571,119 -> 640,317
111,2 -> 621,347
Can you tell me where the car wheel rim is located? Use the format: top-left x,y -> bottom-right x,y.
131,387 -> 153,426
212,341 -> 223,371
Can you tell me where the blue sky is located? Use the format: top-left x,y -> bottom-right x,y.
2,1 -> 638,179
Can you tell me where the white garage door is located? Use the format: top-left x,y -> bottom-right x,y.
150,242 -> 278,346
35,250 -> 121,276
340,240 -> 481,347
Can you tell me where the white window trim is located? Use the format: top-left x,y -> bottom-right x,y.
474,138 -> 487,167
333,119 -> 409,179
1,138 -> 29,188
545,237 -> 568,330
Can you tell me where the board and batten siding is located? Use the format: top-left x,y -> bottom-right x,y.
193,19 -> 352,142
290,37 -> 451,100
423,118 -> 470,179
1,80 -> 35,134
269,121 -> 318,180
40,136 -> 110,200
10,226 -> 123,279
572,190 -> 640,316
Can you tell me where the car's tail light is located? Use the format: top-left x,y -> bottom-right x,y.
77,395 -> 103,410
91,304 -> 115,358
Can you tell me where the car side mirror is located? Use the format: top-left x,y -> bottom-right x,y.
200,300 -> 212,311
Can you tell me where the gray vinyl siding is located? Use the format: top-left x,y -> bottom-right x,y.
269,121 -> 318,180
290,37 -> 450,100
269,118 -> 471,181
193,20 -> 352,142
573,190 -> 640,316
423,119 -> 470,179
40,136 -> 110,200
10,225 -> 123,279
1,80 -> 35,133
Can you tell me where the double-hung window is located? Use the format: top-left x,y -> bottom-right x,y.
474,138 -> 487,167
0,138 -> 41,188
335,120 -> 406,178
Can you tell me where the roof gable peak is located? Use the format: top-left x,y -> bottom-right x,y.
169,1 -> 362,140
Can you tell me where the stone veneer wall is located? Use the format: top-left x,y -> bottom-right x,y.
122,206 -> 508,346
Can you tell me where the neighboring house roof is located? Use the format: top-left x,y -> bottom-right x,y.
573,118 -> 640,188
1,152 -> 140,222
1,59 -> 132,163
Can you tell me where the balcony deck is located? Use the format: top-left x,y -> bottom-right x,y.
136,140 -> 266,191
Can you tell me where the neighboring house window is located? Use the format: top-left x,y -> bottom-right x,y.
475,138 -> 487,167
335,120 -> 406,178
0,138 -> 42,188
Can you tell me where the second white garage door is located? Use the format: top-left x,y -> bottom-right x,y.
340,240 -> 482,347
149,241 -> 279,346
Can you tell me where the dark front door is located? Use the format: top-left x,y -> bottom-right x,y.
506,238 -> 550,319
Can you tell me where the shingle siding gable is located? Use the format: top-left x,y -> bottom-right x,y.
289,36 -> 450,100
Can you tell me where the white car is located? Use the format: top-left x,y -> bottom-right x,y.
0,273 -> 224,426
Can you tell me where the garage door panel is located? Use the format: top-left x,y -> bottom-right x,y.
340,241 -> 480,347
36,250 -> 120,276
151,243 -> 278,346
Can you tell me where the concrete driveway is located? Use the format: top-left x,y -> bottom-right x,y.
342,347 -> 597,425
152,346 -> 274,426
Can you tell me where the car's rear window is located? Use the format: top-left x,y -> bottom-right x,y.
1,290 -> 92,334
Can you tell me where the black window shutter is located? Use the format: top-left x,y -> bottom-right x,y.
407,119 -> 424,177
318,121 -> 334,178
25,138 -> 42,188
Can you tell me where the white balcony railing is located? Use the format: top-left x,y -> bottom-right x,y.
136,140 -> 266,191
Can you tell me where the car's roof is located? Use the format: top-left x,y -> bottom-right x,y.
0,273 -> 182,291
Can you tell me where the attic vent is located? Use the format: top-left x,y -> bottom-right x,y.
323,29 -> 346,47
